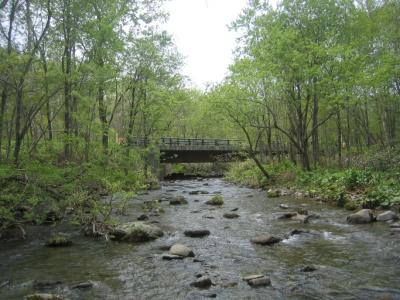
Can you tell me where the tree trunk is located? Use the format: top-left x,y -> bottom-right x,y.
13,87 -> 23,165
98,84 -> 109,156
62,0 -> 73,161
0,89 -> 7,161
311,94 -> 319,167
336,108 -> 342,167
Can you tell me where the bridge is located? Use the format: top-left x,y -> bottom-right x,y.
131,137 -> 286,163
132,137 -> 243,163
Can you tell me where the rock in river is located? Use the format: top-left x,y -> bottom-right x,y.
251,235 -> 281,246
267,189 -> 281,198
45,234 -> 72,248
376,211 -> 398,222
111,222 -> 163,242
223,213 -> 239,219
170,196 -> 188,205
72,282 -> 93,289
243,275 -> 271,287
184,229 -> 210,238
242,274 -> 264,281
347,209 -> 375,224
205,195 -> 224,206
33,280 -> 62,290
24,294 -> 65,300
300,265 -> 317,272
278,212 -> 312,223
137,214 -> 149,221
190,277 -> 212,289
170,244 -> 195,257
162,254 -> 184,260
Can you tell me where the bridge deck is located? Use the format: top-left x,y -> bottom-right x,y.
131,137 -> 286,163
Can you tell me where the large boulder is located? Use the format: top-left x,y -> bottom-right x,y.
376,211 -> 398,222
111,222 -> 163,242
169,244 -> 195,257
347,209 -> 375,224
250,235 -> 281,246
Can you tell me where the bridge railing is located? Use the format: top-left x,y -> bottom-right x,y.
160,137 -> 242,147
129,137 -> 243,148
129,137 -> 287,153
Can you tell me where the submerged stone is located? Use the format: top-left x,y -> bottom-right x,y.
223,213 -> 239,219
250,235 -> 281,246
33,280 -> 62,290
72,282 -> 93,289
24,294 -> 65,300
162,254 -> 184,260
190,277 -> 212,289
170,196 -> 188,205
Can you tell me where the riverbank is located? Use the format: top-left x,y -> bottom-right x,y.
224,160 -> 400,212
0,158 -> 150,240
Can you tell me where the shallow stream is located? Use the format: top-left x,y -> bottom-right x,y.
1,178 -> 399,299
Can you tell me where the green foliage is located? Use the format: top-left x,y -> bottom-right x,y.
0,154 -> 145,238
225,160 -> 269,188
225,159 -> 299,188
344,201 -> 359,211
298,168 -> 400,208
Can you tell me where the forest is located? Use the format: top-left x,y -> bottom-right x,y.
0,0 -> 400,299
0,0 -> 400,298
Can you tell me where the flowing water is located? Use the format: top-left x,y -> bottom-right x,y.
1,178 -> 400,299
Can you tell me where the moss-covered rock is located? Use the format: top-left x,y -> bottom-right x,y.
111,221 -> 163,242
267,189 -> 281,198
170,196 -> 188,205
344,201 -> 358,211
45,233 -> 72,247
206,195 -> 224,206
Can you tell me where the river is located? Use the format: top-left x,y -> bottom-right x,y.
1,178 -> 400,299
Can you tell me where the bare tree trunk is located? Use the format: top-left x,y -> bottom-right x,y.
62,0 -> 73,161
336,108 -> 342,167
0,0 -> 19,161
311,94 -> 319,167
6,105 -> 15,160
98,84 -> 109,156
14,87 -> 23,165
